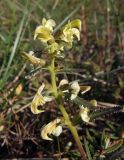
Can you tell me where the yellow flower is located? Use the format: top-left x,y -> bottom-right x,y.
70,81 -> 91,100
41,118 -> 62,141
60,19 -> 81,48
62,27 -> 80,41
34,18 -> 56,43
70,81 -> 80,100
58,80 -> 91,100
80,106 -> 90,123
31,83 -> 53,114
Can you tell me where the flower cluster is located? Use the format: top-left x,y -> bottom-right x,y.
34,18 -> 81,55
22,18 -> 81,66
25,18 -> 96,141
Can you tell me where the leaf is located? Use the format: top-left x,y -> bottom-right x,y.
84,138 -> 93,160
53,4 -> 81,33
104,140 -> 123,154
80,86 -> 91,95
108,146 -> 124,159
86,129 -> 94,143
73,97 -> 95,110
90,106 -> 123,120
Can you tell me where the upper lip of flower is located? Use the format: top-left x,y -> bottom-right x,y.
42,18 -> 56,31
70,81 -> 81,100
57,19 -> 81,48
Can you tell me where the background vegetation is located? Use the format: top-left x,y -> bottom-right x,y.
0,0 -> 124,159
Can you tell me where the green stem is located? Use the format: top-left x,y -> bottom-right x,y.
49,58 -> 87,160
49,58 -> 57,97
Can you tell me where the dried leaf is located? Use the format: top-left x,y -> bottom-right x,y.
80,86 -> 91,94
22,51 -> 46,66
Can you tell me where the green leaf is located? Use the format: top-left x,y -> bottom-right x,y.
74,96 -> 95,109
90,106 -> 123,120
84,138 -> 93,160
104,140 -> 123,154
86,129 -> 94,143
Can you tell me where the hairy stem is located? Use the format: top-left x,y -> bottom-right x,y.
49,58 -> 87,160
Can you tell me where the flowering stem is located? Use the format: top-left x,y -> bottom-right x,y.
49,57 -> 87,160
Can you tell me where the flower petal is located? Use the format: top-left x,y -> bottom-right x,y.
31,94 -> 45,114
43,96 -> 54,102
52,125 -> 62,137
34,26 -> 54,43
31,84 -> 45,114
42,18 -> 47,26
70,81 -> 80,100
38,83 -> 45,94
72,28 -> 80,40
45,19 -> 56,31
41,118 -> 61,141
80,107 -> 90,123
69,19 -> 81,31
